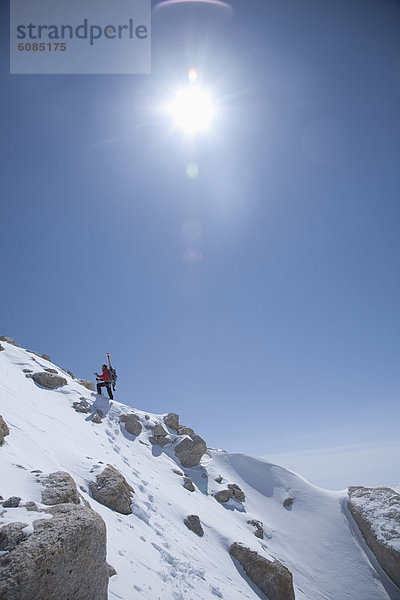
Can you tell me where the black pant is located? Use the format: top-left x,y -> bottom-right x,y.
97,382 -> 113,400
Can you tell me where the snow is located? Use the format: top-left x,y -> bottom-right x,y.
1,339 -> 399,600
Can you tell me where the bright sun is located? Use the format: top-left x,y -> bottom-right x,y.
169,86 -> 215,134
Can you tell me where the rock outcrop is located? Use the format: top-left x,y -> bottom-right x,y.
0,415 -> 10,444
0,504 -> 108,600
183,477 -> 195,492
229,543 -> 295,600
184,515 -> 204,536
41,471 -> 80,506
2,497 -> 21,508
120,413 -> 142,436
27,349 -> 51,361
348,486 -> 400,588
247,520 -> 264,539
77,379 -> 95,392
29,372 -> 67,389
73,398 -> 91,413
149,422 -> 170,447
89,465 -> 134,515
228,483 -> 245,501
0,336 -> 19,347
174,433 -> 207,468
0,522 -> 27,552
164,412 -> 179,431
215,489 -> 233,503
284,497 -> 294,509
0,343 -> 4,352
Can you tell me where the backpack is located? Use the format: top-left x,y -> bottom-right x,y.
109,366 -> 117,387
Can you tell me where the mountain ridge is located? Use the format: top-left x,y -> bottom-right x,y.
1,337 -> 399,600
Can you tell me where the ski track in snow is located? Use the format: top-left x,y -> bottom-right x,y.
1,341 -> 400,600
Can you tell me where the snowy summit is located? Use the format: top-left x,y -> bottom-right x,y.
0,336 -> 399,600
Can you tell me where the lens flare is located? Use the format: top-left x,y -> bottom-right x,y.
169,86 -> 215,133
188,68 -> 198,83
186,162 -> 199,178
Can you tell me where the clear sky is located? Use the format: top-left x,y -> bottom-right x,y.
1,0 -> 399,489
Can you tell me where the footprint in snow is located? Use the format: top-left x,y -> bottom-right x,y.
211,586 -> 223,598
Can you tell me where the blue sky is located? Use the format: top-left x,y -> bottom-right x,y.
1,0 -> 399,489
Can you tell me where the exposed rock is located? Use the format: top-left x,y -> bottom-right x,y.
108,564 -> 117,577
44,368 -> 58,374
120,413 -> 142,436
214,489 -> 233,503
26,349 -> 51,361
73,398 -> 91,413
215,475 -> 223,484
348,486 -> 400,588
3,497 -> 21,508
30,372 -> 67,389
145,414 -> 150,420
164,412 -> 180,431
0,522 -> 27,552
183,477 -> 195,492
22,368 -> 32,373
284,497 -> 294,509
0,503 -> 108,600
0,415 -> 10,444
184,515 -> 204,536
24,502 -> 39,512
173,469 -> 184,476
0,336 -> 19,347
229,543 -> 295,600
77,379 -> 95,392
248,520 -> 264,539
91,413 -> 102,424
89,465 -> 134,515
174,434 -> 207,468
41,472 -> 80,506
149,435 -> 171,447
0,343 -> 4,351
153,422 -> 168,437
178,425 -> 195,436
65,369 -> 75,378
228,483 -> 245,501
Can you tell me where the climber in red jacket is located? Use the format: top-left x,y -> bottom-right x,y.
95,364 -> 114,400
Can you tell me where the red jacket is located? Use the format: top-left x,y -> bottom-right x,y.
98,366 -> 110,383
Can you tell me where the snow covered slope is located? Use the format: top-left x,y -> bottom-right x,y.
1,340 -> 399,600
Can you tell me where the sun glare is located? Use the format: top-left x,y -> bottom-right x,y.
169,86 -> 215,134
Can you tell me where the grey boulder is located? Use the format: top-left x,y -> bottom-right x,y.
30,372 -> 67,389
184,515 -> 204,536
0,343 -> 4,352
0,415 -> 10,444
77,379 -> 95,392
120,413 -> 142,436
183,477 -> 195,492
89,465 -> 134,515
228,483 -> 245,501
3,497 -> 21,508
73,398 -> 91,413
0,504 -> 108,600
229,543 -> 295,600
149,435 -> 171,447
0,522 -> 27,552
348,486 -> 400,588
164,412 -> 180,431
174,434 -> 207,468
247,520 -> 264,539
0,336 -> 19,347
214,489 -> 233,503
41,471 -> 80,506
